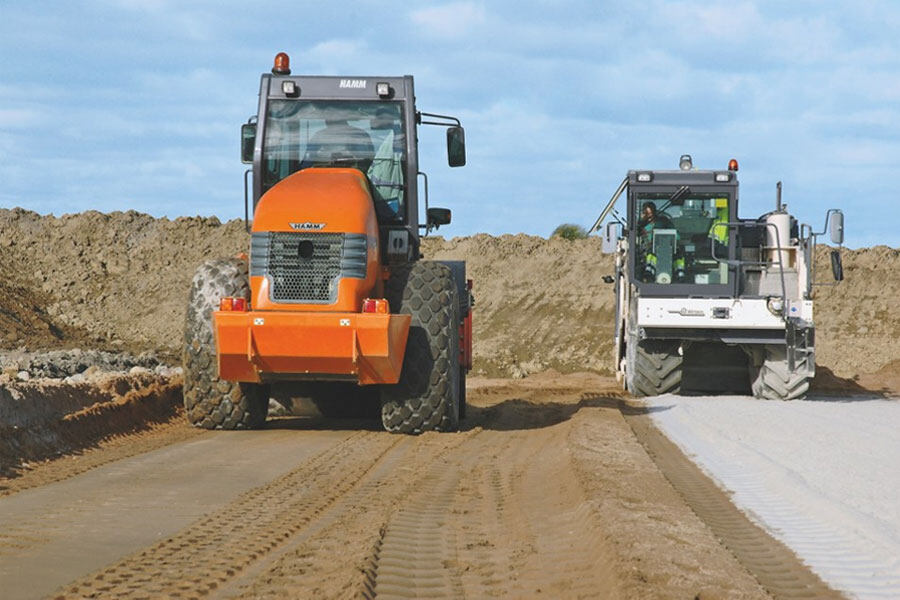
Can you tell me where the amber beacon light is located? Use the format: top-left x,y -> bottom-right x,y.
272,52 -> 291,75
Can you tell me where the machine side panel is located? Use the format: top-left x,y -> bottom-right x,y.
636,297 -> 798,329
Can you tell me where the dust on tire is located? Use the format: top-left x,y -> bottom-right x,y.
627,338 -> 682,397
750,344 -> 811,400
182,257 -> 267,430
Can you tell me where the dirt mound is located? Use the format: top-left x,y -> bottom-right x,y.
811,245 -> 900,378
0,207 -> 897,381
0,208 -> 247,360
421,234 -> 616,377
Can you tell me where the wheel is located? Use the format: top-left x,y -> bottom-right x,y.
749,345 -> 811,400
182,258 -> 267,430
626,336 -> 682,397
380,261 -> 460,434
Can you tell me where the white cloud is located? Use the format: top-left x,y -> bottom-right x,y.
409,2 -> 486,39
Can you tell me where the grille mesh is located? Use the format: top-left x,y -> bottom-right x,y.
250,232 -> 367,304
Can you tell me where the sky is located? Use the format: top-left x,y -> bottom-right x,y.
1,1 -> 898,248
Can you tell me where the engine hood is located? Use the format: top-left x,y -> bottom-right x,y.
252,168 -> 374,235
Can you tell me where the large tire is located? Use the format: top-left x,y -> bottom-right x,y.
380,261 -> 460,434
626,337 -> 682,397
183,258 -> 267,430
749,345 -> 811,400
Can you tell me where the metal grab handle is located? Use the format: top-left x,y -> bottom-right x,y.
417,171 -> 430,234
243,168 -> 252,233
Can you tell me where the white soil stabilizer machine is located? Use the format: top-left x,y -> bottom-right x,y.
591,155 -> 845,400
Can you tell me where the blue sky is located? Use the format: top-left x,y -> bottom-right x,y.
1,1 -> 898,248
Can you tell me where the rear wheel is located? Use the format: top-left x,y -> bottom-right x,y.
381,261 -> 460,434
749,345 -> 811,401
182,258 -> 267,430
626,336 -> 683,397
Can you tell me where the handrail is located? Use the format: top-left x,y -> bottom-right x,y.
243,168 -> 252,233
417,171 -> 430,235
417,111 -> 461,127
589,177 -> 628,234
710,221 -> 788,322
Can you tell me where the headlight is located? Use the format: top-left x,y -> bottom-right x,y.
767,297 -> 784,316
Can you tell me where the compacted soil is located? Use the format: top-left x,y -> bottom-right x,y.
0,373 -> 839,599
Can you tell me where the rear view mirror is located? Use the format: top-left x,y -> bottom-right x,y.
241,123 -> 257,164
829,210 -> 844,245
602,222 -> 621,253
831,250 -> 844,281
447,126 -> 466,167
427,207 -> 451,229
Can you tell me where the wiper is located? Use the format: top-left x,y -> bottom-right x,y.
660,185 -> 690,212
369,177 -> 404,189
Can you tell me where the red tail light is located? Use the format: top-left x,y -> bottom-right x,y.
219,297 -> 248,311
362,298 -> 390,313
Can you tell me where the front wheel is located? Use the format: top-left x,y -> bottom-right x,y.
626,336 -> 682,397
749,345 -> 811,401
380,261 -> 460,434
182,258 -> 267,430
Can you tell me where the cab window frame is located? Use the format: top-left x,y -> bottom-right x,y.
629,184 -> 737,298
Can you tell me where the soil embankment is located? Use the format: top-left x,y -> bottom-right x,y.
1,208 -> 895,383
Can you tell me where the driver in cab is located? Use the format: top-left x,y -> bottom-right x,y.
638,201 -> 673,239
303,119 -> 375,172
638,201 -> 680,283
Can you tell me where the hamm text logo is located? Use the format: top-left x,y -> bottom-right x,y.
289,222 -> 326,230
339,79 -> 366,89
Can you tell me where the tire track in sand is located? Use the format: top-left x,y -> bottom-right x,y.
364,391 -> 621,599
623,405 -> 843,599
53,430 -> 399,599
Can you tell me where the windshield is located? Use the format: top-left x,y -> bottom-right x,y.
635,192 -> 730,285
263,100 -> 406,221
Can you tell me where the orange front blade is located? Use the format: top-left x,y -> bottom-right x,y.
214,310 -> 410,385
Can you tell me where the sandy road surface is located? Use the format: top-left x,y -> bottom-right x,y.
1,374 -> 833,599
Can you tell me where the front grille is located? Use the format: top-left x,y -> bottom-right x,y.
250,232 -> 367,303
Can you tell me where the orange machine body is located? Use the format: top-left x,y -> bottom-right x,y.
213,168 -> 410,385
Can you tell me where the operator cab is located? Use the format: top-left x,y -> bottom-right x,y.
260,100 -> 407,222
627,157 -> 739,297
240,53 -> 466,242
